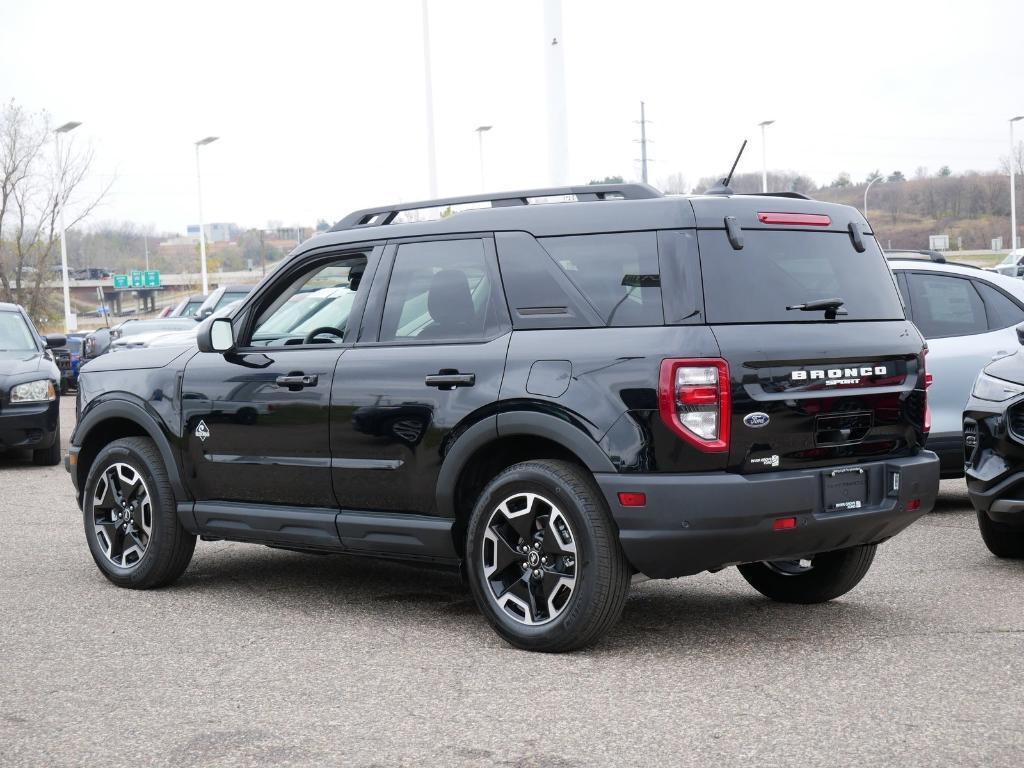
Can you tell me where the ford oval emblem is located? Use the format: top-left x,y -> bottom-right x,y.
743,412 -> 770,428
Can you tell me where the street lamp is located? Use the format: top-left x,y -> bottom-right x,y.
194,136 -> 219,295
54,121 -> 81,333
1010,116 -> 1024,252
864,174 -> 885,218
758,120 -> 775,193
475,125 -> 492,192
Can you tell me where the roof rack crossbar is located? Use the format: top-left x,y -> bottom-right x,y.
332,183 -> 664,231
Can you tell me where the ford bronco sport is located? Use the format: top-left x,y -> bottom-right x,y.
67,182 -> 940,651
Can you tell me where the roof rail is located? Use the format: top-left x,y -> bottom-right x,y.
331,183 -> 664,231
884,249 -> 946,264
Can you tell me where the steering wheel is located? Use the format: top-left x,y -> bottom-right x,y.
303,326 -> 345,344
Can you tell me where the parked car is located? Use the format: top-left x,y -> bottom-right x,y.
0,303 -> 64,465
160,294 -> 205,318
83,318 -> 197,359
887,250 -> 1024,478
52,333 -> 85,393
146,301 -> 244,348
988,248 -> 1024,277
68,183 -> 939,652
194,284 -> 254,320
963,341 -> 1024,558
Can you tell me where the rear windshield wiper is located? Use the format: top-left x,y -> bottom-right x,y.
786,297 -> 848,319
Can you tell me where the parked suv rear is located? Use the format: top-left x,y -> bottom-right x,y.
67,183 -> 939,651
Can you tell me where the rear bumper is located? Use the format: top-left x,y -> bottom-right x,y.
0,400 -> 60,450
595,451 -> 939,578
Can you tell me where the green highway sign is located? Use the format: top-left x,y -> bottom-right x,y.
131,270 -> 143,287
112,274 -> 129,289
144,270 -> 160,287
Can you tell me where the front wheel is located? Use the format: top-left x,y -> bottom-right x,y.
465,460 -> 631,652
737,544 -> 877,604
977,511 -> 1024,558
83,437 -> 196,588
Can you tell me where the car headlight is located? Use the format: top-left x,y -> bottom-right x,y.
10,379 -> 57,403
972,372 -> 1024,402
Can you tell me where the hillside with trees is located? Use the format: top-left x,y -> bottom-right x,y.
696,161 -> 1022,251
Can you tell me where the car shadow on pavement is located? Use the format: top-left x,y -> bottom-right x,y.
161,543 -> 905,653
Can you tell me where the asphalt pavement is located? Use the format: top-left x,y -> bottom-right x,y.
1,396 -> 1022,767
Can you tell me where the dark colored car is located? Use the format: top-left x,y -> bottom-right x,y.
67,183 -> 939,651
161,294 -> 205,318
194,284 -> 254,320
0,303 -> 64,465
963,337 -> 1024,558
52,334 -> 85,393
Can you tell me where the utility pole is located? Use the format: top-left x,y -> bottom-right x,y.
634,101 -> 652,184
422,0 -> 438,197
543,0 -> 569,185
144,235 -> 149,271
260,230 -> 266,277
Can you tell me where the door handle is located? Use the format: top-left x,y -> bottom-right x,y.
424,370 -> 476,390
276,373 -> 318,390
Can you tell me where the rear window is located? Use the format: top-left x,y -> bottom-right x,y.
698,230 -> 905,324
538,232 -> 663,326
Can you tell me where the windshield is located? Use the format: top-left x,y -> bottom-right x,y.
698,230 -> 906,324
0,311 -> 38,352
216,291 -> 250,310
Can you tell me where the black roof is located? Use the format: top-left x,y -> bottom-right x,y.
303,185 -> 870,253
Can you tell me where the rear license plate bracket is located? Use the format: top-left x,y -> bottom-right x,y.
823,468 -> 866,511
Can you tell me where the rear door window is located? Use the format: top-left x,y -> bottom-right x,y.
906,273 -> 987,338
698,230 -> 905,324
538,232 -> 663,326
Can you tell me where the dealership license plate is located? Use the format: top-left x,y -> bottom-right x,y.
823,468 -> 866,511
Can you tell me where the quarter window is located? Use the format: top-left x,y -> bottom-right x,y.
538,232 -> 663,326
973,281 -> 1024,330
906,273 -> 987,338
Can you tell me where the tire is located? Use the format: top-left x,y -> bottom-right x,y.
32,415 -> 62,466
737,544 -> 877,604
82,436 -> 196,588
465,460 -> 631,652
977,511 -> 1024,559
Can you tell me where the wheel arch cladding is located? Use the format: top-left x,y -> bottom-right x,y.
74,401 -> 189,505
438,411 -> 615,555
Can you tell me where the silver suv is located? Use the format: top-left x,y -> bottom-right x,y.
889,252 -> 1024,477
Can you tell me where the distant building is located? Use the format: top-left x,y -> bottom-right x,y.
186,222 -> 235,243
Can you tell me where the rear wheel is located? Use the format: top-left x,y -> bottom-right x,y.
83,437 -> 196,588
465,460 -> 631,652
977,511 -> 1024,558
737,544 -> 877,604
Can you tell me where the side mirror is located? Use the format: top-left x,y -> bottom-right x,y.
198,317 -> 236,354
1017,323 -> 1024,346
44,334 -> 67,349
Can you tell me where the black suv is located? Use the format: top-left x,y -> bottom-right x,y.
67,183 -> 939,651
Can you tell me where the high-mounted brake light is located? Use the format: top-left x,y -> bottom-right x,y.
757,212 -> 831,227
658,358 -> 730,453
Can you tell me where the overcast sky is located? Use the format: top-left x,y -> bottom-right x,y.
1,0 -> 1021,234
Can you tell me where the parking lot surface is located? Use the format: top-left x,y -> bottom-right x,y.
1,396 -> 1022,767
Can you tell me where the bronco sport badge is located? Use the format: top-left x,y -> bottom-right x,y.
195,420 -> 211,442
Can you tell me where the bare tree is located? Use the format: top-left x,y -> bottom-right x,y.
0,100 -> 110,322
657,171 -> 688,194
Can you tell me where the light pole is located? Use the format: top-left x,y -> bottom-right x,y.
54,121 -> 81,333
194,136 -> 218,295
422,0 -> 438,197
864,174 -> 884,218
1010,116 -> 1024,252
758,120 -> 774,192
475,125 -> 492,192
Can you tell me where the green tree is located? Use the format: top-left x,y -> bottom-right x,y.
887,170 -> 906,182
588,176 -> 624,185
938,165 -> 952,177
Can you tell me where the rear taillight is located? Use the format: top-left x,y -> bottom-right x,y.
921,351 -> 931,435
658,358 -> 730,452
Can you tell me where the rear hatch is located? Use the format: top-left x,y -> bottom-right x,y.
691,197 -> 927,474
